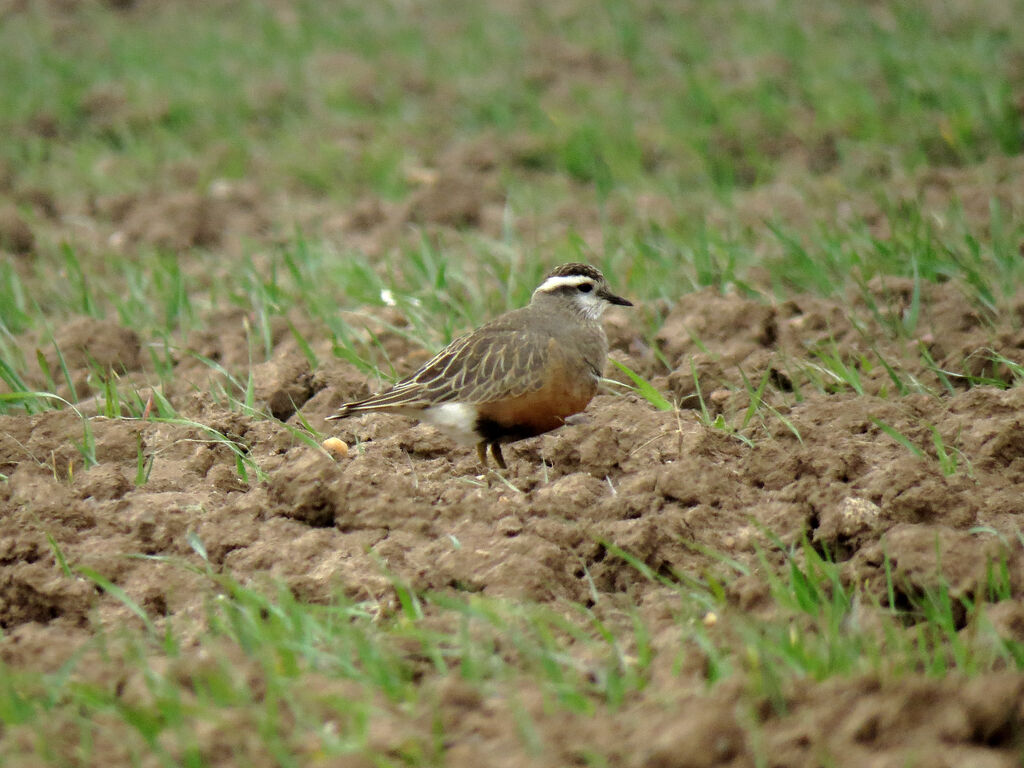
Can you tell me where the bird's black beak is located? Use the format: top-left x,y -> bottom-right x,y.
599,288 -> 633,307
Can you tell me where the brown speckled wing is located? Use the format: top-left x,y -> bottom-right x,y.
337,325 -> 550,413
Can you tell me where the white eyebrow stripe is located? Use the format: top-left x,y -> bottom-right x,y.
534,275 -> 594,293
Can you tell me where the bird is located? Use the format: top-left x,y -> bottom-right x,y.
327,263 -> 632,469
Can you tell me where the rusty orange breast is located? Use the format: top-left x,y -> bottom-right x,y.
476,340 -> 598,438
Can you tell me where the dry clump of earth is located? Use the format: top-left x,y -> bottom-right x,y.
3,274 -> 1024,765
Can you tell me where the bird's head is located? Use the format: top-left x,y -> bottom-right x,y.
531,263 -> 633,319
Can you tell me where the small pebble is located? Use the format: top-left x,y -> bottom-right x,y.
702,611 -> 718,627
322,437 -> 349,459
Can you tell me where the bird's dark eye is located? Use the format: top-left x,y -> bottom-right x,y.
578,283 -> 593,293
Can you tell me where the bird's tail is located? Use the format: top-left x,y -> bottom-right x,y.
324,406 -> 351,421
326,388 -> 426,421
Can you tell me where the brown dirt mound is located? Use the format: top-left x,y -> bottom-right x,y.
0,204 -> 35,255
3,284 -> 1024,764
93,182 -> 268,252
658,280 -> 1024,407
427,672 -> 1024,768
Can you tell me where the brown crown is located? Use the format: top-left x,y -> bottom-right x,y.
544,263 -> 605,282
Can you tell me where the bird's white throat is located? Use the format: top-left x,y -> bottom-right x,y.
572,292 -> 606,320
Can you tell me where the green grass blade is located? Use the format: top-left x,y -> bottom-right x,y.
871,418 -> 925,458
610,360 -> 673,411
75,566 -> 155,635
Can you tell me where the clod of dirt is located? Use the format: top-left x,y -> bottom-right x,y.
180,309 -> 251,372
251,350 -> 313,421
856,524 -> 1009,601
75,464 -> 131,501
78,82 -> 130,126
633,690 -> 746,768
861,455 -> 978,527
814,496 -> 882,553
986,600 -> 1024,643
266,450 -> 345,527
762,672 -> 1024,765
980,415 -> 1024,470
49,317 -> 143,374
93,421 -> 144,464
0,205 -> 34,254
341,196 -> 392,232
0,563 -> 95,629
207,463 -> 249,493
527,473 -> 608,520
0,416 -> 34,477
27,111 -> 60,138
407,171 -> 493,228
95,186 -> 266,252
657,288 -> 778,367
15,188 -> 58,220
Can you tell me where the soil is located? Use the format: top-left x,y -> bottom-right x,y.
3,4 -> 1024,761
3,268 -> 1024,765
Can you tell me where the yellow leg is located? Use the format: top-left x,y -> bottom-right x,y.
476,442 -> 489,467
489,443 -> 507,470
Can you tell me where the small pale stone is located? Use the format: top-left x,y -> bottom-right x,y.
838,496 -> 881,537
321,437 -> 349,459
702,611 -> 718,627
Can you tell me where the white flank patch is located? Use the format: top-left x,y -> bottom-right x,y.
420,403 -> 478,445
534,275 -> 593,294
